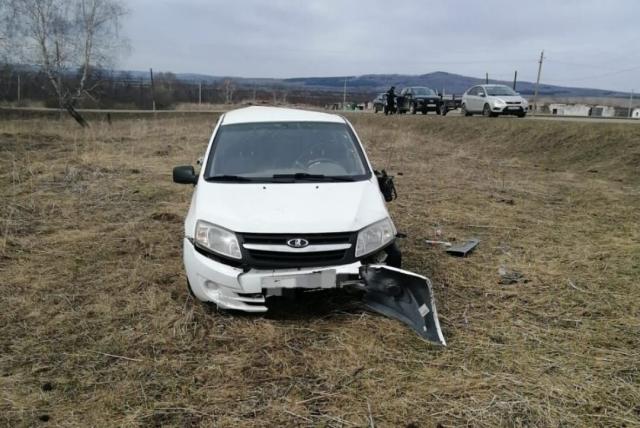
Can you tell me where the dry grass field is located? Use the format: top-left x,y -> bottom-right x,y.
1,111 -> 639,427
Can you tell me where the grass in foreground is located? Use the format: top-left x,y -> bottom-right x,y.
1,113 -> 639,427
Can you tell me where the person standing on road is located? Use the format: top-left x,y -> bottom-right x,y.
385,86 -> 396,115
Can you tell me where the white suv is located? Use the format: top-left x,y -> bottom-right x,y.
461,84 -> 528,117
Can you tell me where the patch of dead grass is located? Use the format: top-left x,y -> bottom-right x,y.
1,113 -> 639,426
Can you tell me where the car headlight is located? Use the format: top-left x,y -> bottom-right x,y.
493,99 -> 506,106
355,218 -> 396,258
195,220 -> 242,259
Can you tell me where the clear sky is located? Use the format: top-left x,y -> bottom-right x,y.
120,0 -> 640,92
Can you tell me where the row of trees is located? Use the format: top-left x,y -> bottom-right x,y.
0,64 -> 367,108
0,1 -> 371,110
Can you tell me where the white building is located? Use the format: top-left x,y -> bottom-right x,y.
632,108 -> 640,119
590,105 -> 616,117
548,103 -> 591,116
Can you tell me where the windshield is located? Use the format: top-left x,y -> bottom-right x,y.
204,121 -> 370,182
412,87 -> 436,96
486,85 -> 517,96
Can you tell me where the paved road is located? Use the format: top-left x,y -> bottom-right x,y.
440,108 -> 640,124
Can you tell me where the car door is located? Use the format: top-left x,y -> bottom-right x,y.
475,87 -> 487,112
464,86 -> 477,111
399,88 -> 410,111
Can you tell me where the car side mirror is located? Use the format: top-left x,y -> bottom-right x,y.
479,93 -> 485,97
374,169 -> 397,202
173,165 -> 198,185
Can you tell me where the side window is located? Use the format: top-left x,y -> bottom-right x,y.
478,87 -> 485,97
467,86 -> 477,96
401,88 -> 408,96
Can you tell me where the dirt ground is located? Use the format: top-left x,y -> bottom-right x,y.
1,112 -> 639,427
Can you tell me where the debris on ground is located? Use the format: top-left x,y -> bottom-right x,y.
498,266 -> 528,284
425,238 -> 480,257
492,194 -> 515,205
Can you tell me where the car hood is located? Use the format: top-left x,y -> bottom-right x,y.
189,179 -> 390,234
491,95 -> 525,103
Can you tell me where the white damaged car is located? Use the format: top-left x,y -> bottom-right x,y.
172,106 -> 445,345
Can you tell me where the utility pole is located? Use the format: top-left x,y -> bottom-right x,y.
485,72 -> 489,84
628,89 -> 634,118
198,81 -> 202,105
343,77 -> 347,110
533,50 -> 544,115
149,68 -> 156,111
17,74 -> 21,104
513,70 -> 518,91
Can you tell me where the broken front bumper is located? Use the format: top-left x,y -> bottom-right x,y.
184,239 -> 446,345
184,238 -> 361,312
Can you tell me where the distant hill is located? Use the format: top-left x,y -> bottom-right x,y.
103,69 -> 636,98
281,71 -> 630,97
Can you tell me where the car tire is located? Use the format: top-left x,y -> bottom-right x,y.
374,106 -> 379,113
517,112 -> 527,118
483,103 -> 495,117
435,105 -> 441,115
461,104 -> 472,116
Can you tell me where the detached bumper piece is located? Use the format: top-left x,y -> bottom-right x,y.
359,265 -> 446,346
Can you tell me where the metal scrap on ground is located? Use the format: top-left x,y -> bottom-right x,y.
425,238 -> 480,257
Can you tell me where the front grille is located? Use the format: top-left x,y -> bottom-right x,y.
247,248 -> 347,267
242,232 -> 352,246
506,101 -> 520,105
238,232 -> 356,269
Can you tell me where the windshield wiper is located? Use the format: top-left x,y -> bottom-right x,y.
271,173 -> 356,182
205,175 -> 253,182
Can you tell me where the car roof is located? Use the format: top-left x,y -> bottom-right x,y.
222,106 -> 346,125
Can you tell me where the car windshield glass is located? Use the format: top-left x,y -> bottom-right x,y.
412,87 -> 436,96
204,121 -> 370,182
486,86 -> 517,96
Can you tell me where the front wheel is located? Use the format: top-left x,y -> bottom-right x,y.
483,103 -> 495,117
435,106 -> 441,115
517,112 -> 527,118
461,104 -> 472,116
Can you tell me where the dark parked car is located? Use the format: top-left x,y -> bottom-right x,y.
397,87 -> 441,115
372,93 -> 387,113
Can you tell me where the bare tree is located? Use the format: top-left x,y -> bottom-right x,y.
222,79 -> 235,104
1,0 -> 127,109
